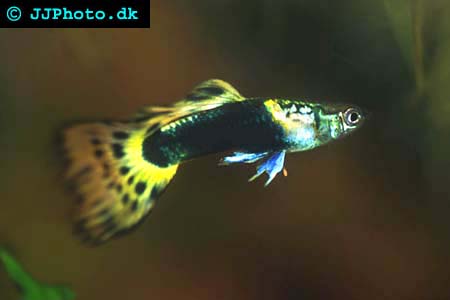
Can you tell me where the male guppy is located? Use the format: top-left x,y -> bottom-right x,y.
63,79 -> 365,244
0,247 -> 75,300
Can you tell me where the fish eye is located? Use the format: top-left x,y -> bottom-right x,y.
343,108 -> 361,126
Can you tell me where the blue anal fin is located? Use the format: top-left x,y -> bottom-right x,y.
219,152 -> 269,165
249,151 -> 286,187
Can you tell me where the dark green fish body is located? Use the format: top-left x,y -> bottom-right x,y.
143,97 -> 362,167
143,98 -> 286,167
63,79 -> 366,244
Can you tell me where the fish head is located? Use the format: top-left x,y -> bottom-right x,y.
275,100 -> 366,152
320,103 -> 366,141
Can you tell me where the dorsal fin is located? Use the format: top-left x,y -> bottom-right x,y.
134,79 -> 245,134
178,79 -> 244,105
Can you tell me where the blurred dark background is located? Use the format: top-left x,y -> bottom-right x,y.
1,0 -> 450,299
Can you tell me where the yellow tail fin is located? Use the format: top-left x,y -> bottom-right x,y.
63,121 -> 178,244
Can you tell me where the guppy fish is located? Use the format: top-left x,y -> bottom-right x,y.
0,247 -> 75,300
63,79 -> 365,244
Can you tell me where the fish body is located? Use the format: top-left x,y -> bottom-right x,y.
144,98 -> 358,167
0,247 -> 75,300
63,79 -> 365,244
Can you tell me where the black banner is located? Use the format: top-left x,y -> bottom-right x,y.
0,0 -> 150,28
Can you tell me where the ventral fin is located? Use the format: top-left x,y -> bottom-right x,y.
219,152 -> 269,165
248,151 -> 286,187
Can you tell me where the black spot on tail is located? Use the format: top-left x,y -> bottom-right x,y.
120,166 -> 130,175
74,216 -> 118,247
91,138 -> 101,145
148,184 -> 168,205
100,217 -> 118,237
122,194 -> 129,204
113,131 -> 129,139
151,184 -> 165,199
94,149 -> 103,158
131,201 -> 139,212
112,144 -> 125,158
135,182 -> 146,195
73,180 -> 175,246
